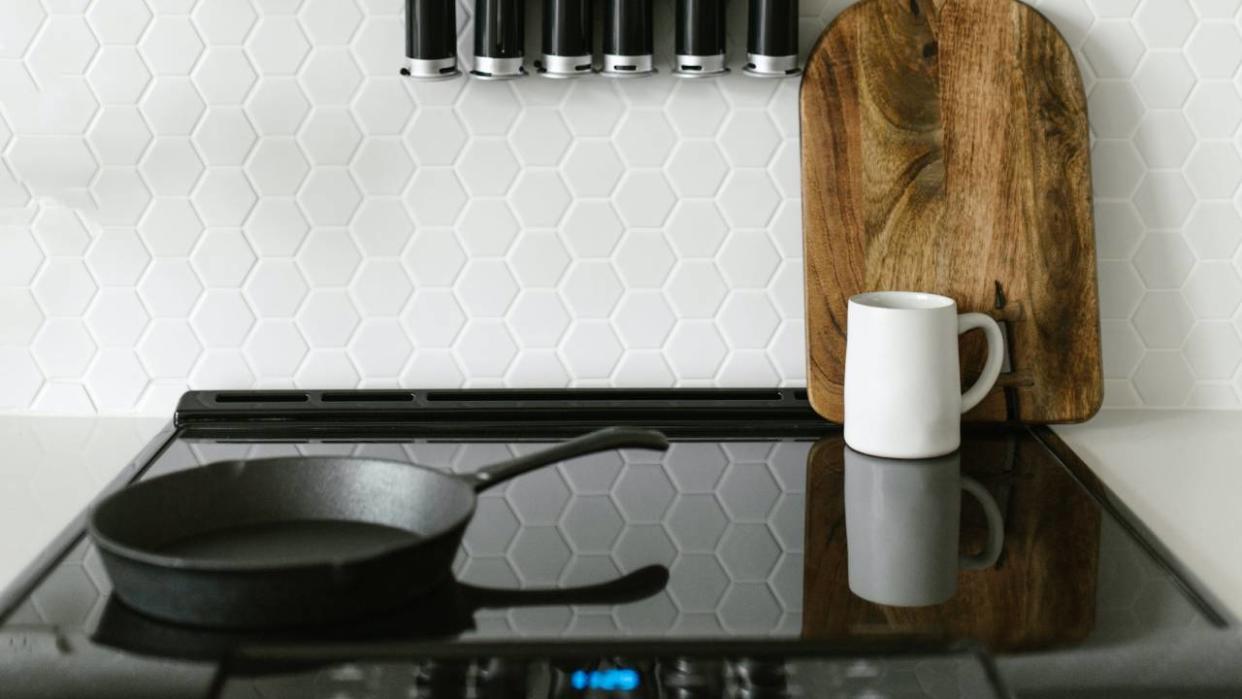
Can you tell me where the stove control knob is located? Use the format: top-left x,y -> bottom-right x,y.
659,658 -> 724,697
730,658 -> 790,699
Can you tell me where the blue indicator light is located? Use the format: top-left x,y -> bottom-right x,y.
569,668 -> 640,691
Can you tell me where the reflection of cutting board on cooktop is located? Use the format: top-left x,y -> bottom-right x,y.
801,0 -> 1102,423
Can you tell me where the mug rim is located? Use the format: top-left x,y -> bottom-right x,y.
849,291 -> 955,312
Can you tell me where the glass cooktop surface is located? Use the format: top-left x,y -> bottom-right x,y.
0,390 -> 1229,698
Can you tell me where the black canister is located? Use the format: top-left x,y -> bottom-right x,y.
540,0 -> 593,77
674,0 -> 727,76
745,0 -> 799,76
472,0 -> 525,78
405,0 -> 460,79
603,0 -> 655,77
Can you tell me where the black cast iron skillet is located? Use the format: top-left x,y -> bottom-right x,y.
89,426 -> 669,629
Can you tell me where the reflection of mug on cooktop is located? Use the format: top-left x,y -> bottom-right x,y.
844,447 -> 1004,607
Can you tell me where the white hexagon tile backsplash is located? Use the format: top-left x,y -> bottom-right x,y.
3,0 -> 1242,413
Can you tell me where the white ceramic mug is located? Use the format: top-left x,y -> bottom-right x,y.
844,291 -> 1005,459
844,447 -> 1004,607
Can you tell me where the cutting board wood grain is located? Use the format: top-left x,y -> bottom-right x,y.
801,0 -> 1102,423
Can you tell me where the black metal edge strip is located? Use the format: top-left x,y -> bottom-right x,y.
1032,425 -> 1234,628
0,420 -> 180,626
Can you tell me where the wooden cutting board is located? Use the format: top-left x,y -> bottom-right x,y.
801,0 -> 1102,423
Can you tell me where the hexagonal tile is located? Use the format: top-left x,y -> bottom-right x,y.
462,496 -> 519,556
561,201 -> 623,258
717,170 -> 781,228
194,108 -> 258,166
614,232 -> 675,288
0,0 -> 46,60
0,229 -> 45,286
507,232 -> 571,287
403,228 -> 466,286
404,169 -> 467,225
1133,111 -> 1194,168
1189,0 -> 1241,17
349,319 -> 413,377
508,527 -> 571,585
455,260 -> 519,317
1186,203 -> 1242,262
246,16 -> 311,74
717,292 -> 782,350
510,171 -> 571,227
140,17 -> 204,74
615,110 -> 677,166
506,351 -> 571,387
611,524 -> 678,571
92,168 -> 153,225
719,110 -> 782,167
668,556 -> 730,613
1094,201 -> 1144,260
244,320 -> 308,377
1186,83 -> 1242,139
560,322 -> 622,379
1184,323 -> 1242,379
86,289 -> 149,347
561,261 -> 623,317
717,351 -> 781,387
1133,292 -> 1195,348
298,169 -> 362,226
1184,262 -> 1242,318
136,200 -> 200,259
296,228 -> 361,286
245,138 -> 310,195
665,322 -> 727,379
299,0 -> 362,43
1102,260 -> 1147,320
245,79 -> 310,136
613,292 -> 676,349
350,138 -> 414,196
667,81 -> 729,136
1134,53 -> 1197,108
454,321 -> 518,377
716,462 -> 781,522
0,348 -> 42,410
8,136 -> 97,191
507,291 -> 570,348
407,108 -> 467,165
719,524 -> 782,581
450,200 -> 517,257
84,349 -> 148,410
193,0 -> 257,44
1186,146 -> 1242,199
1133,172 -> 1194,229
140,139 -> 204,196
665,140 -> 730,198
296,290 -> 360,347
138,320 -> 202,378
446,138 -> 523,197
561,140 -> 624,197
552,449 -> 623,496
558,497 -> 624,553
240,201 -> 306,258
88,47 -> 152,105
300,47 -> 363,105
510,108 -> 571,166
191,229 -> 255,287
1132,234 -> 1195,289
1083,21 -> 1145,78
87,108 -> 152,166
614,171 -> 676,228
349,259 -> 412,317
192,349 -> 257,389
32,320 -> 96,379
33,260 -> 97,317
666,262 -> 728,318
190,290 -> 255,347
353,78 -> 415,136
1188,23 -> 1242,78
193,48 -> 257,105
298,107 -> 361,165
26,17 -> 97,84
141,78 -> 206,136
352,15 -> 406,75
138,259 -> 202,318
609,463 -> 675,523
1134,0 -> 1195,49
1132,352 -> 1194,405
561,80 -> 624,136
243,259 -> 308,316
717,232 -> 781,288
85,229 -> 149,286
1100,319 -> 1144,379
0,290 -> 43,346
1088,81 -> 1142,139
455,80 -> 520,136
403,290 -> 466,347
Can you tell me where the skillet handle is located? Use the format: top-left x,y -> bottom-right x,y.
468,426 -> 669,492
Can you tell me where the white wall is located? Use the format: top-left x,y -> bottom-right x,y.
0,0 -> 1240,413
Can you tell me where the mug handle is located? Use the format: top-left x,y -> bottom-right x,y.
958,477 -> 1004,570
957,313 -> 1006,413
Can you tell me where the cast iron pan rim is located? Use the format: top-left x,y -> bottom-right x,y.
87,456 -> 476,574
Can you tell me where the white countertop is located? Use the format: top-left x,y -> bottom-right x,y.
1052,410 -> 1242,621
0,411 -> 1238,624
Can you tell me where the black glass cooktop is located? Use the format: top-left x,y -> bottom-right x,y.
0,390 -> 1235,698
